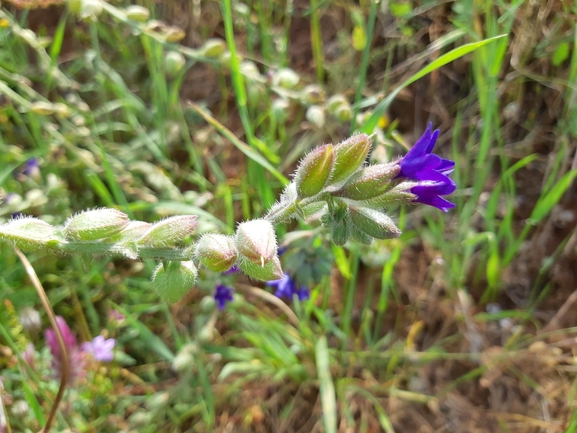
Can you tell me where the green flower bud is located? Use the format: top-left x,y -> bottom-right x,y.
62,209 -> 130,241
306,105 -> 325,128
272,68 -> 300,89
238,255 -> 283,281
202,38 -> 226,58
326,94 -> 349,114
125,5 -> 150,22
334,104 -> 353,122
295,144 -> 335,198
146,392 -> 170,411
138,215 -> 198,248
80,0 -> 103,21
240,60 -> 261,81
164,26 -> 186,43
363,182 -> 416,209
330,134 -> 372,184
199,296 -> 216,314
334,163 -> 400,200
110,221 -> 152,242
235,219 -> 277,265
301,84 -> 326,105
195,234 -> 237,272
29,102 -> 54,115
198,325 -> 214,343
349,207 -> 401,240
172,347 -> 195,373
53,103 -> 72,118
152,260 -> 197,303
165,51 -> 186,76
0,217 -> 57,251
68,0 -> 82,14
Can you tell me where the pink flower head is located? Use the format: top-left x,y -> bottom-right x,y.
44,316 -> 86,383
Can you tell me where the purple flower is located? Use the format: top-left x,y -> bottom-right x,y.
397,123 -> 456,212
214,284 -> 234,310
44,316 -> 86,383
3,193 -> 14,204
21,158 -> 40,178
266,273 -> 309,301
82,335 -> 116,362
223,265 -> 239,275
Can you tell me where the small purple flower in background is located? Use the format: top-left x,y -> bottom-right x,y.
82,335 -> 116,362
294,286 -> 310,301
45,316 -> 86,383
2,193 -> 14,204
266,273 -> 309,301
214,284 -> 234,310
397,123 -> 456,212
223,264 -> 239,275
22,343 -> 35,370
107,309 -> 126,324
21,158 -> 40,178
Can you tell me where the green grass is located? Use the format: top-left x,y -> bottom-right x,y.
1,0 -> 577,431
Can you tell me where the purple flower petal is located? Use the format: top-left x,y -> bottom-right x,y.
414,195 -> 456,212
223,265 -> 239,275
396,124 -> 456,211
267,273 -> 309,302
82,335 -> 116,362
214,284 -> 234,310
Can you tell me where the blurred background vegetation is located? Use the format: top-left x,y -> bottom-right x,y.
1,0 -> 577,432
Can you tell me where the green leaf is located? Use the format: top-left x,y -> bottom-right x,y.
111,302 -> 175,362
316,336 -> 337,433
22,379 -> 46,427
529,169 -> 577,225
553,42 -> 570,66
352,25 -> 367,51
332,245 -> 352,279
361,34 -> 507,134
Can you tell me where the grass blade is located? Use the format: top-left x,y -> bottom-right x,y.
316,336 -> 337,433
361,34 -> 507,133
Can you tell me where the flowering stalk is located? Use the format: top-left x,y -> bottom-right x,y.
1,128 -> 455,303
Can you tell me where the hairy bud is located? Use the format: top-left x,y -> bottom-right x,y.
138,215 -> 198,248
295,144 -> 335,198
306,105 -> 326,129
125,5 -> 150,21
195,234 -> 238,272
301,84 -> 326,105
0,217 -> 58,250
238,255 -> 283,281
349,207 -> 401,240
165,51 -> 186,76
272,68 -> 300,89
334,164 -> 400,200
363,182 -> 417,209
235,219 -> 277,265
62,209 -> 130,241
202,38 -> 226,58
110,221 -> 152,242
152,261 -> 197,303
330,134 -> 372,184
29,102 -> 54,115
